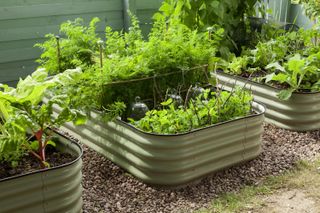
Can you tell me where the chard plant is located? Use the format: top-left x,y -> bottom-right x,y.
0,68 -> 86,168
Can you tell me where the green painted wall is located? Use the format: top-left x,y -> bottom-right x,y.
0,0 -> 162,85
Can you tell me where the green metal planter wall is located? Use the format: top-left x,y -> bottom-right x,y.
214,72 -> 320,131
53,103 -> 265,186
0,132 -> 83,213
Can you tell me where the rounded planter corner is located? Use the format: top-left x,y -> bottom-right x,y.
214,71 -> 320,131
0,131 -> 83,213
53,102 -> 265,186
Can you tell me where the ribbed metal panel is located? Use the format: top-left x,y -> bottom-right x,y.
53,102 -> 264,186
214,72 -> 320,131
0,132 -> 83,213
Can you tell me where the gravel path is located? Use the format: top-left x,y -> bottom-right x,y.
81,124 -> 320,213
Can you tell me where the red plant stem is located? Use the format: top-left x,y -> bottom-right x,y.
29,150 -> 46,168
35,129 -> 45,163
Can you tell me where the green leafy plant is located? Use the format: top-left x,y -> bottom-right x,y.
100,18 -> 223,113
221,27 -> 320,100
130,87 -> 253,134
265,53 -> 320,100
37,14 -> 223,121
292,0 -> 320,20
154,0 -> 262,56
0,68 -> 86,168
35,18 -> 101,74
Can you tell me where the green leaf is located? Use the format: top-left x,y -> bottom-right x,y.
271,73 -> 289,83
210,1 -> 219,9
278,88 -> 295,100
30,141 -> 39,151
73,112 -> 87,125
265,62 -> 285,72
46,140 -> 56,148
287,55 -> 305,73
161,98 -> 173,106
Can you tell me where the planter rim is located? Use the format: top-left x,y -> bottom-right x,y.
116,101 -> 265,137
217,70 -> 320,95
0,130 -> 83,183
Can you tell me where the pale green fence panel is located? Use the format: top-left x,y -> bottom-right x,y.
0,0 -> 162,85
287,3 -> 314,28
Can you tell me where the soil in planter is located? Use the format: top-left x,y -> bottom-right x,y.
0,146 -> 76,180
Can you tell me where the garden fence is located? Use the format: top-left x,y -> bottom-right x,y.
0,0 -> 162,85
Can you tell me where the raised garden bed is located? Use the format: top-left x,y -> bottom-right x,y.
214,71 -> 320,131
0,131 -> 83,213
52,102 -> 265,186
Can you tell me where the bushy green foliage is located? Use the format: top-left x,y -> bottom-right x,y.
35,18 -> 101,74
0,69 -> 86,167
154,0 -> 262,56
222,26 -> 320,100
130,87 -> 253,134
265,53 -> 320,100
36,15 -> 223,121
292,0 -> 320,20
100,18 -> 223,113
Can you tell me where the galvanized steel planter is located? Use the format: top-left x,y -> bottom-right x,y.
0,132 -> 83,213
53,103 -> 265,186
214,71 -> 320,131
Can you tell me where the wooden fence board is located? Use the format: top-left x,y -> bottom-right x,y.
0,0 -> 162,84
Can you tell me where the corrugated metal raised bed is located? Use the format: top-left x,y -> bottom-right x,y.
213,71 -> 320,131
53,102 -> 265,186
0,132 -> 83,213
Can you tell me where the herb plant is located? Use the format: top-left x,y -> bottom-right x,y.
130,87 -> 253,134
292,0 -> 320,20
35,18 -> 101,74
37,15 -> 223,121
100,17 -> 223,112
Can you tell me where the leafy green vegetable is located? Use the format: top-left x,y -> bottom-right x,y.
222,26 -> 320,100
155,0 -> 263,56
0,68 -> 86,168
131,87 -> 253,134
35,18 -> 101,74
292,0 -> 320,20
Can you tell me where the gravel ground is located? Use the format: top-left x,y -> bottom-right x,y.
80,124 -> 320,213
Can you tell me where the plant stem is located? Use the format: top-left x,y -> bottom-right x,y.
55,35 -> 61,73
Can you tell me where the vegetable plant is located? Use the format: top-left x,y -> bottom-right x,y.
292,0 -> 320,20
221,26 -> 320,100
0,68 -> 86,168
130,87 -> 253,134
38,15 -> 224,121
35,18 -> 101,74
154,0 -> 263,56
265,53 -> 320,99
